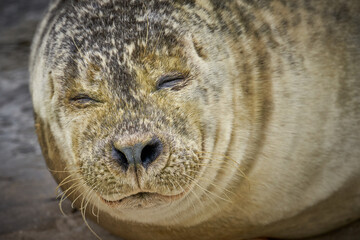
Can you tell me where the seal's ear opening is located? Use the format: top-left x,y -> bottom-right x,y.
191,36 -> 208,60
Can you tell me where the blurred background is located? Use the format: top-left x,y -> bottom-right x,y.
0,1 -> 358,239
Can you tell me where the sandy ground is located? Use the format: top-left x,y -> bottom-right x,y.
0,1 -> 358,240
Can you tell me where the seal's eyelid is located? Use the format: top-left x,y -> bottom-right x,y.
156,74 -> 186,90
70,94 -> 99,104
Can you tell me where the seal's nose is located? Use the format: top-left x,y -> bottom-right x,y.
112,137 -> 163,171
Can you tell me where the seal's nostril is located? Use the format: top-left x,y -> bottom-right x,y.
112,137 -> 163,171
141,138 -> 163,168
111,146 -> 129,171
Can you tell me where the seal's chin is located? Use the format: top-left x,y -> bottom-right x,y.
100,191 -> 186,209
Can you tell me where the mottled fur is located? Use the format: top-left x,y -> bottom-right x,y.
30,0 -> 360,239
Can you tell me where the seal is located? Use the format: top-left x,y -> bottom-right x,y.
29,0 -> 360,239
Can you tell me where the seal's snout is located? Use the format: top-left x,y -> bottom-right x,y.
112,136 -> 163,171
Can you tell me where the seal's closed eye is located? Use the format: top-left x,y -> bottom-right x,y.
70,94 -> 99,105
156,73 -> 186,90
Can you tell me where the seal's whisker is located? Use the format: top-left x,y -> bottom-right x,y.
58,182 -> 84,216
187,169 -> 236,198
96,190 -> 101,223
91,188 -> 99,217
195,162 -> 249,181
58,181 -> 84,205
88,184 -> 101,219
80,185 -> 103,240
196,155 -> 251,181
55,173 -> 76,189
191,165 -> 247,186
172,178 -> 197,214
177,178 -> 202,215
71,184 -> 89,209
189,148 -> 244,169
81,185 -> 94,211
54,172 -> 80,195
197,150 -> 242,165
195,161 -> 242,173
182,173 -> 231,204
57,180 -> 82,201
56,177 -> 83,192
195,161 -> 253,191
175,150 -> 248,181
97,195 -> 101,223
191,183 -> 222,212
48,167 -> 76,173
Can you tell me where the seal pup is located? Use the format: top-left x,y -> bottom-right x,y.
30,0 -> 360,239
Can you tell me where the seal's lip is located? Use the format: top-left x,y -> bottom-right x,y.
100,190 -> 186,207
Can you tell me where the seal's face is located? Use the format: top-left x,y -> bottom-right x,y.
70,51 -> 202,210
34,0 -> 239,224
68,48 -> 204,209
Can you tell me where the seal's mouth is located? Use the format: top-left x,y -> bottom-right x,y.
101,191 -> 186,209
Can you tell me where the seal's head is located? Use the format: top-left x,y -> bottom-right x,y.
31,0 -> 249,226
31,0 -> 360,239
